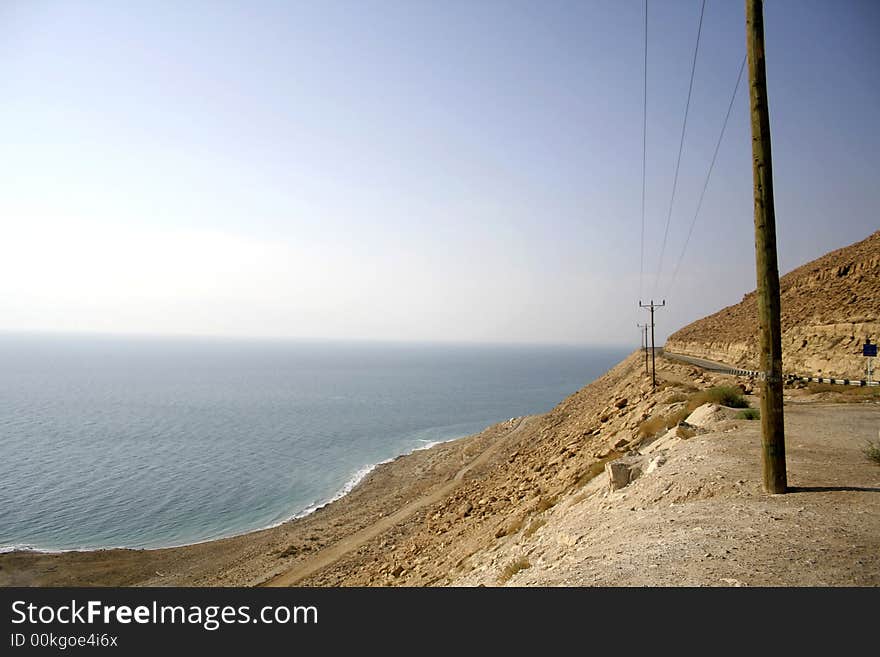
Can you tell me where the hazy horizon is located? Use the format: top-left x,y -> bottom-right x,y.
0,327 -> 629,349
2,1 -> 878,346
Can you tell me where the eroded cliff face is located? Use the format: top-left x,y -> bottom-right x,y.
665,231 -> 880,380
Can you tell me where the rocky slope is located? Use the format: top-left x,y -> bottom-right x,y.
666,230 -> 880,378
279,353 -> 770,586
280,351 -> 879,587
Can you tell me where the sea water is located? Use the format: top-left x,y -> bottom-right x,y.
0,334 -> 626,551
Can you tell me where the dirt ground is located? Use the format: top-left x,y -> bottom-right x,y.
457,402 -> 880,586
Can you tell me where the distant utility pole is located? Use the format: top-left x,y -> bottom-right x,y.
746,0 -> 787,494
639,300 -> 665,388
637,323 -> 649,375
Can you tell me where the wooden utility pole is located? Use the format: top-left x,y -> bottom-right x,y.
637,323 -> 649,375
746,0 -> 787,494
639,300 -> 665,388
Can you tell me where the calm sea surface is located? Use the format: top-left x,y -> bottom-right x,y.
0,334 -> 627,551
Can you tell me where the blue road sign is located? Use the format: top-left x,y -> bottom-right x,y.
864,341 -> 878,357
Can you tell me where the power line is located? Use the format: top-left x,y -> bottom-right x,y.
652,0 -> 706,297
667,54 -> 747,294
638,0 -> 648,302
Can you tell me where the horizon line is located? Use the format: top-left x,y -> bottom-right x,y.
0,328 -> 633,350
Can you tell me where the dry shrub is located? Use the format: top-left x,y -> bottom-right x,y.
638,414 -> 669,438
498,556 -> 531,583
864,440 -> 880,466
667,408 -> 690,426
496,515 -> 525,538
574,459 -> 613,489
638,407 -> 690,438
535,495 -> 558,513
523,518 -> 547,538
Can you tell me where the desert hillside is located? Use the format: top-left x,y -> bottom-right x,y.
666,230 -> 880,378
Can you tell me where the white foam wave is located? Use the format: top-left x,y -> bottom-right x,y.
0,431 -> 471,555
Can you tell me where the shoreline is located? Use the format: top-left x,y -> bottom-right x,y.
0,432 -> 474,558
0,414 -> 527,586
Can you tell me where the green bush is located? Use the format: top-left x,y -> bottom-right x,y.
736,408 -> 760,420
688,386 -> 749,411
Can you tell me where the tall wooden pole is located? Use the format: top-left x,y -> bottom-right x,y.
746,0 -> 787,494
650,308 -> 656,387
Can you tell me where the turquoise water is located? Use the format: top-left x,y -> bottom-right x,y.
0,334 -> 626,551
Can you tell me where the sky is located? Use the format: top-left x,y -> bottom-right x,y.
1,0 -> 878,346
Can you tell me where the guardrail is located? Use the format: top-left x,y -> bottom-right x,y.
784,374 -> 878,388
663,351 -> 879,387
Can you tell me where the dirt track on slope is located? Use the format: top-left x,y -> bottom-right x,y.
264,417 -> 533,586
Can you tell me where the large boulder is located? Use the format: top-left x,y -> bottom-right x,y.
685,403 -> 730,429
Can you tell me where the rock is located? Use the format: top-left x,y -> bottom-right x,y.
606,462 -> 631,490
674,422 -> 697,439
686,403 -> 729,428
391,565 -> 405,577
641,428 -> 680,454
606,455 -> 646,491
645,454 -> 667,474
615,397 -> 628,409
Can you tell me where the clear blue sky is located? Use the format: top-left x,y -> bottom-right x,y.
1,1 -> 877,345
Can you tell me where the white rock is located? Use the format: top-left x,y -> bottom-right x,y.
685,403 -> 729,428
645,454 -> 667,474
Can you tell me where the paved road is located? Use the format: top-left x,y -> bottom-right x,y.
662,351 -> 742,373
